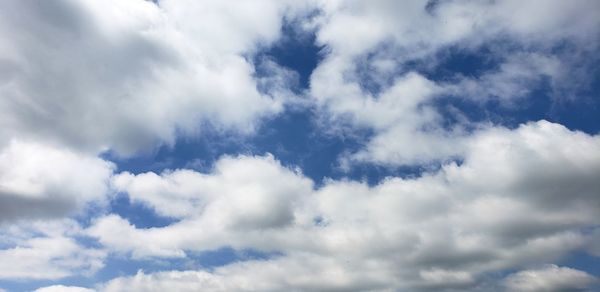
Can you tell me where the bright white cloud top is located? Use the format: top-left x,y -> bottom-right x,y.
0,0 -> 599,291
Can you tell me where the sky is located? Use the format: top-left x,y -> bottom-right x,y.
0,0 -> 599,291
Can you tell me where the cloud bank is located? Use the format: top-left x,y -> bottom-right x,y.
0,0 -> 599,291
86,121 -> 600,291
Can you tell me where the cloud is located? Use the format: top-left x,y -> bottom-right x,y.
446,52 -> 563,102
0,140 -> 114,223
0,0 -> 311,155
100,256 -> 396,292
112,154 -> 313,222
0,219 -> 105,280
1,0 -> 593,161
312,64 -> 466,165
313,0 -> 599,59
34,286 -> 95,292
88,120 -> 600,290
91,154 -> 313,258
504,265 -> 598,292
0,1 -> 598,291
308,0 -> 600,166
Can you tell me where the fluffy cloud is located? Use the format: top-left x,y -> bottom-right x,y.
504,265 -> 598,292
100,256 -> 397,292
0,140 -> 114,222
111,154 -> 313,220
0,0 -> 309,155
90,154 -> 313,258
313,0 -> 599,55
88,121 -> 600,290
0,219 -> 105,280
34,286 -> 95,292
313,68 -> 466,165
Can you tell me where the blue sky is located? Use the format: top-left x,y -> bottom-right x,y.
0,1 -> 599,291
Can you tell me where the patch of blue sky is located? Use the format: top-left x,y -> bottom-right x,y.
431,79 -> 554,132
253,16 -> 325,92
556,249 -> 600,292
108,194 -> 177,228
189,247 -> 282,270
561,250 -> 600,278
349,38 -> 600,134
431,72 -> 600,134
429,43 -> 600,134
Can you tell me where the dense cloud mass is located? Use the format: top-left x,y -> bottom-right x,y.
503,265 -> 598,292
34,287 -> 95,292
0,219 -> 105,280
0,0 -> 311,155
0,0 -> 599,291
0,140 -> 114,222
84,121 -> 600,291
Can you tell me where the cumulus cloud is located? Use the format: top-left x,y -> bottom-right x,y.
312,0 -> 599,62
0,219 -> 105,280
100,256 -> 397,292
0,0 -> 311,155
111,154 -> 312,221
34,286 -> 95,292
87,121 -> 600,290
0,140 -> 114,222
90,154 -> 313,258
504,265 -> 598,292
314,69 -> 466,165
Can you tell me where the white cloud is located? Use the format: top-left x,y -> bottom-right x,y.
91,154 -> 313,258
111,154 -> 313,221
0,219 -> 106,280
100,256 -> 397,292
101,269 -> 251,292
0,0 -> 310,155
313,0 -> 599,59
504,265 -> 598,292
0,140 -> 114,222
312,64 -> 466,165
35,285 -> 95,292
88,121 -> 600,290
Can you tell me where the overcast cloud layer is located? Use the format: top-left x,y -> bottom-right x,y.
0,0 -> 599,291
